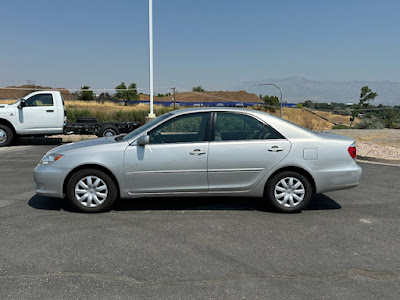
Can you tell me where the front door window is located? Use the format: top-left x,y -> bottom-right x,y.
148,112 -> 210,144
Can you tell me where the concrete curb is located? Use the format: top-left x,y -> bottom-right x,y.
357,155 -> 400,166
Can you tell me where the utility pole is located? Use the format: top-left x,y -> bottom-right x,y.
145,0 -> 156,123
172,87 -> 176,110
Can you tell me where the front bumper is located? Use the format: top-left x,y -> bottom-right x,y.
33,165 -> 67,199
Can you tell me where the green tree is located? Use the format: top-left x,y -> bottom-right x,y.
261,95 -> 280,107
303,100 -> 314,109
350,86 -> 378,127
80,86 -> 94,101
192,86 -> 205,92
115,82 -> 139,106
259,94 -> 280,113
359,86 -> 378,106
97,92 -> 113,103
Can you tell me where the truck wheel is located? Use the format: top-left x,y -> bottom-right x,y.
66,169 -> 117,213
98,125 -> 120,137
0,125 -> 14,147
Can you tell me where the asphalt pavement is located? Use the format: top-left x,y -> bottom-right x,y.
1,142 -> 399,300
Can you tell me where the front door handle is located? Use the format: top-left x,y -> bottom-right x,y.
46,110 -> 54,112
268,146 -> 284,152
190,149 -> 206,156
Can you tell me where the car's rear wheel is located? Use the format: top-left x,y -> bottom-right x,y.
266,171 -> 312,213
66,169 -> 117,213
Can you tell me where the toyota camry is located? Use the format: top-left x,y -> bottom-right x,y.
34,108 -> 362,213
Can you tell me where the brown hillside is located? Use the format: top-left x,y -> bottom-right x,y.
140,91 -> 264,103
0,85 -> 72,100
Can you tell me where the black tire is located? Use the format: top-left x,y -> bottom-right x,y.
97,125 -> 120,137
265,171 -> 312,213
0,124 -> 14,147
66,169 -> 118,213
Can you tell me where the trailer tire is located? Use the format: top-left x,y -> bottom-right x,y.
98,125 -> 120,137
0,124 -> 14,147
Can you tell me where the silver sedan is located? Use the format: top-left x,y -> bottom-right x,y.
34,108 -> 362,213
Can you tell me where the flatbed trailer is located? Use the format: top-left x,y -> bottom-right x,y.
64,117 -> 142,137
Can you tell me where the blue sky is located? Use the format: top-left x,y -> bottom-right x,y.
1,0 -> 400,93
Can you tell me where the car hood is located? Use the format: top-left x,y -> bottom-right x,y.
48,136 -> 127,154
0,103 -> 13,111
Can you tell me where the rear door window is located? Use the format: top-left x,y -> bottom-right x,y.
214,112 -> 283,141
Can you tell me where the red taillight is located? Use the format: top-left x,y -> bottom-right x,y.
348,146 -> 356,159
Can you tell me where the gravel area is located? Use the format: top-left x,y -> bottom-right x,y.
328,129 -> 400,160
53,129 -> 400,161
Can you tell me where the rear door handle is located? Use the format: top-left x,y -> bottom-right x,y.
190,149 -> 206,156
46,110 -> 54,112
268,146 -> 284,152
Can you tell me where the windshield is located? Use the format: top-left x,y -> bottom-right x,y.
121,112 -> 172,142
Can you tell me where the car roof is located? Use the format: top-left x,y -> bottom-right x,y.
169,107 -> 265,116
168,107 -> 282,125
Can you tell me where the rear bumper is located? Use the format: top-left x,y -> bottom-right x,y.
313,163 -> 362,194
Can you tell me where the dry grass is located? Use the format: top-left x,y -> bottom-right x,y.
64,100 -> 166,112
0,100 -> 16,104
265,108 -> 334,130
312,110 -> 360,126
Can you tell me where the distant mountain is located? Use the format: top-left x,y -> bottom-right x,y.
233,77 -> 400,106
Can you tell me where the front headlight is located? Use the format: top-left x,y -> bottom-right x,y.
39,154 -> 63,165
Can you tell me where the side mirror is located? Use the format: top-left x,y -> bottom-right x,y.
137,135 -> 150,146
18,100 -> 27,109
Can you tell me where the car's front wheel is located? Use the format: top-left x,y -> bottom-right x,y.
0,125 -> 14,147
66,169 -> 117,213
266,171 -> 312,213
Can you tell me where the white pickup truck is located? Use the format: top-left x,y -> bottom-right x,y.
0,91 -> 142,147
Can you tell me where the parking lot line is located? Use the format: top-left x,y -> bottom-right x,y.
0,146 -> 36,153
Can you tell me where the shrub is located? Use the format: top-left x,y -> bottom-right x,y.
355,116 -> 384,129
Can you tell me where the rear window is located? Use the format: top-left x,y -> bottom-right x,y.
60,93 -> 65,106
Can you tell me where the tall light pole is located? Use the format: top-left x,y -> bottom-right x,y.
254,83 -> 283,118
146,0 -> 156,122
171,87 -> 176,110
